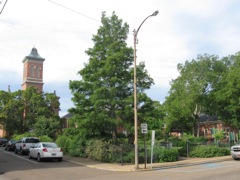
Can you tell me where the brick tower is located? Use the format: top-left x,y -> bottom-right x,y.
22,47 -> 45,92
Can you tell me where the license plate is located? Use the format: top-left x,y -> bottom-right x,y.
52,153 -> 56,156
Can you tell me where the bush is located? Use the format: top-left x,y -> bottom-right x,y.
85,139 -> 111,162
55,135 -> 71,153
159,148 -> 179,162
190,145 -> 230,158
39,135 -> 53,142
68,138 -> 87,157
12,132 -> 37,141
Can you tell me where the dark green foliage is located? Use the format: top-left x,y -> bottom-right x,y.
68,11 -> 161,140
68,138 -> 87,157
33,116 -> 61,140
164,52 -> 240,134
0,87 -> 60,136
190,146 -> 230,158
55,135 -> 71,153
159,148 -> 179,162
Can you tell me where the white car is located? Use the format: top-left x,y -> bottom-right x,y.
231,144 -> 240,160
28,142 -> 63,162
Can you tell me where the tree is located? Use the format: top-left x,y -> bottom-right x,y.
0,90 -> 24,135
22,87 -> 60,132
164,54 -> 228,136
214,52 -> 240,128
33,116 -> 61,140
69,12 -> 156,140
0,87 -> 61,136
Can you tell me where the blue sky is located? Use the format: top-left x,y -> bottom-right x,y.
1,0 -> 240,117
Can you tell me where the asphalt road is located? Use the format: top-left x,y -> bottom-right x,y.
1,146 -> 240,180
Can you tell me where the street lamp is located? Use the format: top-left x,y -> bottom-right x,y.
133,10 -> 158,170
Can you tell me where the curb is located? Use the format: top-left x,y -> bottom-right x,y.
64,155 -> 232,172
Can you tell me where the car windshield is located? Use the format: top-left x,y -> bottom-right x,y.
26,138 -> 40,143
42,143 -> 58,148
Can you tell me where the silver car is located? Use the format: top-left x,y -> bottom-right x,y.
28,142 -> 63,162
231,144 -> 240,160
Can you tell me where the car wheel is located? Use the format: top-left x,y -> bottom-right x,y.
37,154 -> 42,162
28,152 -> 32,159
15,149 -> 18,154
20,148 -> 24,155
57,158 -> 62,162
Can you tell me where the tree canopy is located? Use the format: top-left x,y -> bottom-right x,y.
0,87 -> 61,137
164,52 -> 240,135
69,12 -> 162,140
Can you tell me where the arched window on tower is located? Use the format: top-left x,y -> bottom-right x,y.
36,66 -> 41,78
30,65 -> 34,77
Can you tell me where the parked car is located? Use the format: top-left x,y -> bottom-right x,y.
28,142 -> 63,162
15,137 -> 40,155
231,144 -> 240,160
0,138 -> 7,147
5,140 -> 17,151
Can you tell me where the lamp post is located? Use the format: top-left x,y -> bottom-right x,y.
133,10 -> 158,170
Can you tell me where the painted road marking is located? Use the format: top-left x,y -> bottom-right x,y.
0,148 -> 37,164
156,162 -> 237,173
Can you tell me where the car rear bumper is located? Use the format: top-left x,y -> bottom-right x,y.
41,152 -> 63,158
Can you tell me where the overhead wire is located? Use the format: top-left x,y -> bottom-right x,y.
0,1 -> 101,34
48,0 -> 101,23
0,0 -> 8,14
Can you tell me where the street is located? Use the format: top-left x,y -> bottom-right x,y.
1,146 -> 240,180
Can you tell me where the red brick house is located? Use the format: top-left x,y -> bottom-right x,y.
198,114 -> 239,141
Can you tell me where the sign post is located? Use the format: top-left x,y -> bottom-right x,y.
151,130 -> 155,168
141,123 -> 148,169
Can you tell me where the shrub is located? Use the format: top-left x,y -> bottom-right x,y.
55,135 -> 71,153
190,145 -> 230,158
39,135 -> 53,142
68,138 -> 87,157
12,132 -> 36,141
85,139 -> 111,162
159,148 -> 179,162
122,150 -> 134,164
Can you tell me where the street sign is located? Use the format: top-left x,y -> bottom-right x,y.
141,123 -> 148,134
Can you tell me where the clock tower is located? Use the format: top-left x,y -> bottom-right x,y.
22,47 -> 45,92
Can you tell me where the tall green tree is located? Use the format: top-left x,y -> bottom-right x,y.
69,12 -> 155,140
0,90 -> 24,136
33,116 -> 61,140
214,52 -> 240,128
164,54 -> 228,136
0,87 -> 61,136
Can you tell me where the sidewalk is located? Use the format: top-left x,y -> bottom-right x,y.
64,155 -> 232,172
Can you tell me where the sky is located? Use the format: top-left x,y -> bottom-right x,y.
1,0 -> 240,117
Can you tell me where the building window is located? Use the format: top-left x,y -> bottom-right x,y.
36,66 -> 41,78
30,65 -> 34,77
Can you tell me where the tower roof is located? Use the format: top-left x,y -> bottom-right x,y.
23,47 -> 45,63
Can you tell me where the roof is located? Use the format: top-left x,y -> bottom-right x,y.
61,113 -> 72,119
22,47 -> 45,63
199,113 -> 219,122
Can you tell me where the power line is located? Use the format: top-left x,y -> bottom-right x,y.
49,0 -> 101,23
0,0 -> 8,14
